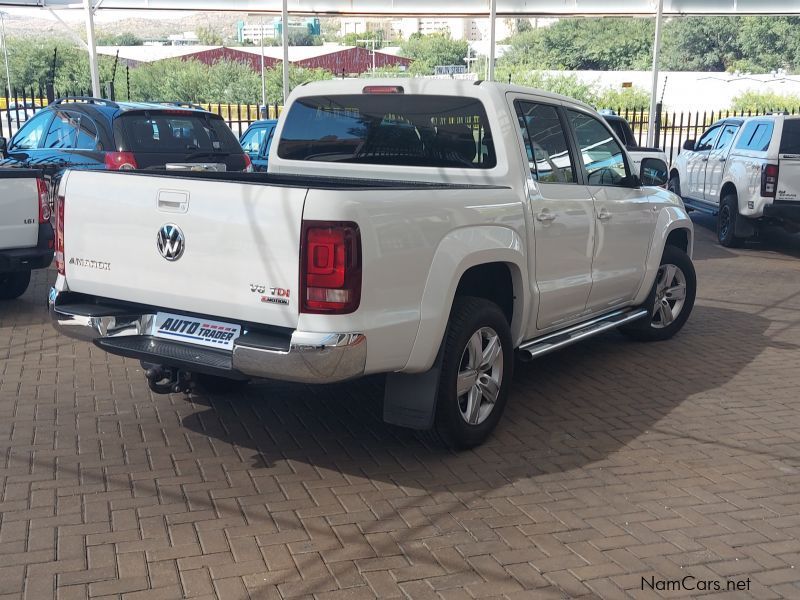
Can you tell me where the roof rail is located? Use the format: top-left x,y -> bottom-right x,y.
51,97 -> 120,109
159,101 -> 206,111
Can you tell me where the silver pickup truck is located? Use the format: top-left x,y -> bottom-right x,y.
0,169 -> 54,299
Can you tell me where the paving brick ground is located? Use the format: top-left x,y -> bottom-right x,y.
2,215 -> 800,600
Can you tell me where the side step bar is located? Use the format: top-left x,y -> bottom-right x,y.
518,308 -> 649,360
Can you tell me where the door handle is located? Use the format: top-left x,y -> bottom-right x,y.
701,157 -> 708,162
597,208 -> 612,221
536,210 -> 557,223
157,189 -> 189,213
718,157 -> 726,162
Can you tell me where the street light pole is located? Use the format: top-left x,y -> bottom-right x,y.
0,11 -> 12,101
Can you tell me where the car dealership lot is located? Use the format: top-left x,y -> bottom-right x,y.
1,215 -> 800,599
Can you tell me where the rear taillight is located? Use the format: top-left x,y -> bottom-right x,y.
300,221 -> 361,314
36,178 -> 51,223
243,153 -> 253,172
55,191 -> 65,275
105,151 -> 138,171
762,163 -> 779,197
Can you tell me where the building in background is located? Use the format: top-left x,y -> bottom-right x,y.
340,17 -> 554,42
97,44 -> 412,76
237,18 -> 321,44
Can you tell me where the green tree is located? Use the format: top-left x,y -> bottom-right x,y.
96,32 -> 144,46
660,17 -> 742,71
734,17 -> 800,72
196,26 -> 224,46
500,18 -> 654,70
399,33 -> 469,75
342,30 -> 385,49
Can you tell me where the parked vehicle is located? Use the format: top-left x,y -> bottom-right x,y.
0,97 -> 252,177
601,111 -> 670,177
239,119 -> 278,172
50,80 -> 695,449
0,169 -> 54,300
670,114 -> 800,246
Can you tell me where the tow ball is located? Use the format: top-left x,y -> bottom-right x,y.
143,363 -> 192,394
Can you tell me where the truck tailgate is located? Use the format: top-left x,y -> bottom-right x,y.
777,155 -> 800,202
0,171 -> 39,250
62,171 -> 306,329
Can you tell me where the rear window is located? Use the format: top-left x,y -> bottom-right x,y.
735,121 -> 773,152
120,113 -> 241,154
277,94 -> 496,169
779,119 -> 800,155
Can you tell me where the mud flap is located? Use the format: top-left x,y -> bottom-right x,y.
383,367 -> 440,430
734,213 -> 756,238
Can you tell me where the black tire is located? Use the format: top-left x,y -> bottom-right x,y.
193,373 -> 249,394
0,271 -> 31,300
619,245 -> 696,342
667,173 -> 681,197
718,193 -> 744,248
431,296 -> 514,450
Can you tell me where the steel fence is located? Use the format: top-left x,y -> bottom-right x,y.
3,86 -> 799,165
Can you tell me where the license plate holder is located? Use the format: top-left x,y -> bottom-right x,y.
152,312 -> 241,351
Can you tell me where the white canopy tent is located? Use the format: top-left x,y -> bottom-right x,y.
2,0 -> 800,143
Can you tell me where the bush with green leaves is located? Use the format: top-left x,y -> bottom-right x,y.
730,90 -> 800,113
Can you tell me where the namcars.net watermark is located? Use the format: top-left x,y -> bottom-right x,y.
643,575 -> 751,593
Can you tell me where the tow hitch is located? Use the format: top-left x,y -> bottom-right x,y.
143,363 -> 192,394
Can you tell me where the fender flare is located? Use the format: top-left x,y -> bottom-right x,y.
402,225 -> 528,373
633,206 -> 694,306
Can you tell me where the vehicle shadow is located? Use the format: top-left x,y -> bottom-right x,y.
0,268 -> 54,330
691,212 -> 800,259
180,304 -> 782,493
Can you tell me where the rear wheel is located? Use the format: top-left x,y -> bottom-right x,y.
619,245 -> 696,342
718,194 -> 744,247
431,297 -> 513,450
0,271 -> 31,300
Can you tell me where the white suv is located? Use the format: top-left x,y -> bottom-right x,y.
670,114 -> 800,247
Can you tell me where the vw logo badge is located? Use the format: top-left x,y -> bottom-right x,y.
157,224 -> 185,261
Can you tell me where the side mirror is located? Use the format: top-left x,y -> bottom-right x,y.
640,157 -> 669,187
0,137 -> 7,157
682,139 -> 695,151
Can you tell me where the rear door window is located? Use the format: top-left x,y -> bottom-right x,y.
515,101 -> 576,183
735,121 -> 774,152
779,119 -> 800,155
120,113 -> 241,154
277,94 -> 496,168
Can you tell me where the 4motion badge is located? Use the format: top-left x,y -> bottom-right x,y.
250,283 -> 291,306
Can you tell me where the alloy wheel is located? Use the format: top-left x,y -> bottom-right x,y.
651,263 -> 687,329
456,327 -> 504,426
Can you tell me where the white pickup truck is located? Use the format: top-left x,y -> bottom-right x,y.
0,169 -> 54,299
50,80 -> 696,448
670,114 -> 800,247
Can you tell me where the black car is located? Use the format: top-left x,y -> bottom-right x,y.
0,97 -> 252,175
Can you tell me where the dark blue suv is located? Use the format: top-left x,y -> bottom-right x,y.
0,97 -> 252,176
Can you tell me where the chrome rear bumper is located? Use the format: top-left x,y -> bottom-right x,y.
49,288 -> 366,384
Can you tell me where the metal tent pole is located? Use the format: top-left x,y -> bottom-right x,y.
282,0 -> 289,105
0,12 -> 12,102
260,15 -> 266,110
83,0 -> 101,97
647,0 -> 664,147
488,0 -> 496,81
